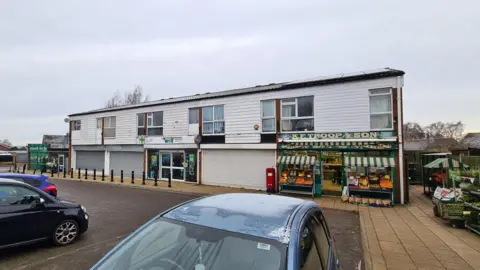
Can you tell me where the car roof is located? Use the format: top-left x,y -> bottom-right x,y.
0,177 -> 29,185
162,193 -> 316,243
0,173 -> 47,180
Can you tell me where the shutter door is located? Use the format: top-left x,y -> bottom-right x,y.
110,152 -> 144,178
202,150 -> 275,190
76,151 -> 105,171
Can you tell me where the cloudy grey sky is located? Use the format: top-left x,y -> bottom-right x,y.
1,0 -> 478,145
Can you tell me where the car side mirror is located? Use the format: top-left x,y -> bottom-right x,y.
31,196 -> 45,207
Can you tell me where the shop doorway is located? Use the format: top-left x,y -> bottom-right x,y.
321,151 -> 343,195
160,151 -> 186,181
58,154 -> 65,172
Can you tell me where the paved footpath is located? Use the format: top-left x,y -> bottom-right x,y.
28,172 -> 480,269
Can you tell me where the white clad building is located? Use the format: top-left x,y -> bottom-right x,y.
67,68 -> 407,203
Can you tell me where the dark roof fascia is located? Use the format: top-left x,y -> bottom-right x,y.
69,69 -> 405,117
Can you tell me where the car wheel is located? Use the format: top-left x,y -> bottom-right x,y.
53,220 -> 79,246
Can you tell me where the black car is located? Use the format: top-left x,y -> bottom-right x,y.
0,178 -> 89,249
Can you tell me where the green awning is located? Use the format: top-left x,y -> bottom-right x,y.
277,155 -> 316,166
423,158 -> 469,169
344,156 -> 396,167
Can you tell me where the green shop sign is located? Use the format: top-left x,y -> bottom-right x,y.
279,141 -> 397,150
279,131 -> 395,141
29,144 -> 48,152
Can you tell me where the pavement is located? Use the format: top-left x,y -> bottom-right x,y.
0,177 -> 362,270
4,171 -> 480,270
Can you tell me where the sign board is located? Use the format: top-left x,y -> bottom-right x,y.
279,131 -> 395,141
28,144 -> 48,152
279,142 -> 397,150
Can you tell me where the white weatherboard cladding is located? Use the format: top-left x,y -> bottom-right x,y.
202,149 -> 276,190
69,77 -> 398,146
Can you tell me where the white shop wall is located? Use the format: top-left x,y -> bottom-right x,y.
70,77 -> 398,146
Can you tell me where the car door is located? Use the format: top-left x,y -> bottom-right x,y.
313,211 -> 340,269
0,184 -> 60,245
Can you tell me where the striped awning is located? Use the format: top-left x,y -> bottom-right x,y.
344,156 -> 396,167
277,155 -> 316,166
423,158 -> 469,169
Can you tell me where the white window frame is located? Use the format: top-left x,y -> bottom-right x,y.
369,88 -> 394,131
103,116 -> 116,138
189,108 -> 200,124
147,111 -> 163,136
137,113 -> 145,136
280,96 -> 314,133
72,120 -> 81,131
202,105 -> 225,135
159,151 -> 186,181
261,100 -> 276,133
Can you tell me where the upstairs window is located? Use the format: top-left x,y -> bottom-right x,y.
147,112 -> 163,136
261,100 -> 276,132
189,108 -> 200,124
96,118 -> 102,129
104,116 -> 116,138
202,105 -> 224,135
72,120 -> 81,131
369,88 -> 393,130
137,113 -> 145,136
281,96 -> 314,132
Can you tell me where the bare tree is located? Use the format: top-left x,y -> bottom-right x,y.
424,121 -> 465,140
1,139 -> 13,147
105,86 -> 149,108
403,122 -> 426,140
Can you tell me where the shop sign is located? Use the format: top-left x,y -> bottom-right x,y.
279,131 -> 395,141
29,144 -> 48,152
279,142 -> 396,150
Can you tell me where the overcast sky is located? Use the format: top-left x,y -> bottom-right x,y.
1,1 -> 478,145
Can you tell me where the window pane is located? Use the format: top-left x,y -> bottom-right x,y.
161,153 -> 170,167
152,112 -> 163,127
147,127 -> 163,136
370,95 -> 391,113
299,224 -> 321,269
262,119 -> 275,132
214,106 -> 224,120
214,121 -> 225,134
172,152 -> 184,167
298,96 -> 314,117
189,108 -> 199,124
104,128 -> 116,138
262,100 -> 275,117
172,169 -> 184,180
97,119 -> 102,129
282,98 -> 295,103
106,117 -> 116,128
147,117 -> 152,126
203,106 -> 213,121
312,218 -> 330,267
203,123 -> 213,134
370,88 -> 391,95
282,119 -> 314,132
371,114 -> 392,129
137,128 -> 145,136
161,168 -> 170,179
137,114 -> 144,127
282,104 -> 295,117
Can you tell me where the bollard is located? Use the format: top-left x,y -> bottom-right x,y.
78,168 -> 81,179
102,169 -> 105,181
120,170 -> 124,183
85,168 -> 88,180
110,170 -> 114,182
23,164 -> 26,174
131,171 -> 134,184
33,169 -> 37,174
142,171 -> 145,185
168,175 -> 172,188
51,169 -> 54,177
70,168 -> 73,178
63,169 -> 66,178
93,169 -> 96,180
154,172 -> 158,186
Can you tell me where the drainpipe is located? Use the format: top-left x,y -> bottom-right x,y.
397,76 -> 405,204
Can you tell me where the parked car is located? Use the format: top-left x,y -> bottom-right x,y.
0,173 -> 57,197
0,178 -> 88,249
91,193 -> 339,270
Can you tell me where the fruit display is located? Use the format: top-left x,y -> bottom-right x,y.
359,177 -> 369,189
380,179 -> 393,189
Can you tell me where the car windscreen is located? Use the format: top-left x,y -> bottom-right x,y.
94,217 -> 287,270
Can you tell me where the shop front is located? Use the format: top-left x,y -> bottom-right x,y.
277,132 -> 400,203
142,136 -> 198,183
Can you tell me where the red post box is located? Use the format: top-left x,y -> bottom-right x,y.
266,167 -> 276,193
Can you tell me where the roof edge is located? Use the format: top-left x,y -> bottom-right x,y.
68,68 -> 405,117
